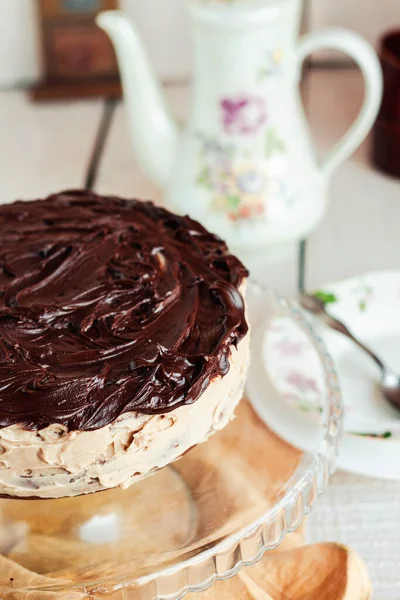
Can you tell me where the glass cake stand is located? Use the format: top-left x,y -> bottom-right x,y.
0,285 -> 343,599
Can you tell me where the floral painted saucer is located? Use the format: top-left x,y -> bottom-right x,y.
247,272 -> 400,480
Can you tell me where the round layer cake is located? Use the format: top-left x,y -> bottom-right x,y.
0,190 -> 249,498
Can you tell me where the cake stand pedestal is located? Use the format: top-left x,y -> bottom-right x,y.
0,288 -> 346,599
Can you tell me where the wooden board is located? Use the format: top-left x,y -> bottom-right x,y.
31,0 -> 121,101
31,78 -> 121,101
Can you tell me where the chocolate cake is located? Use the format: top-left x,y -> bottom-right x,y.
0,190 -> 249,498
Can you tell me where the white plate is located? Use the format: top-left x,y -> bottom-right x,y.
247,272 -> 400,480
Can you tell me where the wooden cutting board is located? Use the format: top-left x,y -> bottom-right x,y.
187,536 -> 371,600
0,402 -> 371,599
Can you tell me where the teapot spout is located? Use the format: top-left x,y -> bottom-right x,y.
97,11 -> 179,188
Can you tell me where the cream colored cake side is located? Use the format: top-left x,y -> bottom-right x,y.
0,330 -> 250,499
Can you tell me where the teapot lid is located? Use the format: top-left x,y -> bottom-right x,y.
187,0 -> 292,26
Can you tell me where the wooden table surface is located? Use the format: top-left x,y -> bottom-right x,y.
0,67 -> 399,598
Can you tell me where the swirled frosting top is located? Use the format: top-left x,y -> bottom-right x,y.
0,190 -> 248,431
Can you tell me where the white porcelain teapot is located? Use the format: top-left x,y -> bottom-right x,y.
98,0 -> 382,262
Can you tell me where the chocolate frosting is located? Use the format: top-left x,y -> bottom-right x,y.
0,190 -> 248,431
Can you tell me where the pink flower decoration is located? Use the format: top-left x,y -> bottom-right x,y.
286,372 -> 320,395
273,340 -> 305,357
220,94 -> 267,136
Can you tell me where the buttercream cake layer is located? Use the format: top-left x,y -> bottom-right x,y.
0,333 -> 249,498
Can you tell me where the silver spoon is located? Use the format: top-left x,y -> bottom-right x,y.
300,293 -> 400,412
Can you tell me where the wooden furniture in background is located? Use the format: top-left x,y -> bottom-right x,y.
31,0 -> 121,100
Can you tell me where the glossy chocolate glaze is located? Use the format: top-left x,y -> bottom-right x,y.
0,190 -> 248,430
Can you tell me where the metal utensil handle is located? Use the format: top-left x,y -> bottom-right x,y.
300,294 -> 385,373
321,311 -> 384,373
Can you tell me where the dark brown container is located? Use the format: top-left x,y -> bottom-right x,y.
373,118 -> 400,178
379,30 -> 400,121
372,29 -> 400,177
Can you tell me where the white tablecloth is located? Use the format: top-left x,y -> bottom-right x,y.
307,472 -> 400,599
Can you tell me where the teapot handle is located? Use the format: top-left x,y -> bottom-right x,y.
296,28 -> 383,179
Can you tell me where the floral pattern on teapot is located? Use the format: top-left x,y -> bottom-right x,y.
220,94 -> 267,135
258,48 -> 285,80
196,92 -> 292,222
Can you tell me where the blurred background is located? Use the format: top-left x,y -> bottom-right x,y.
3,0 -> 398,296
0,0 -> 398,87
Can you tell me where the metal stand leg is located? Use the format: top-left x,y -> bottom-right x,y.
298,239 -> 307,294
85,97 -> 118,191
